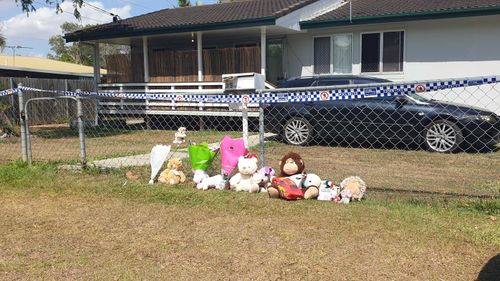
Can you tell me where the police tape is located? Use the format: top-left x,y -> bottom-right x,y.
14,76 -> 498,104
0,88 -> 18,97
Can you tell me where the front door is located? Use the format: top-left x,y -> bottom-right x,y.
266,41 -> 283,85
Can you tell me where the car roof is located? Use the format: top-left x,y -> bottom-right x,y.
278,75 -> 391,88
286,75 -> 390,82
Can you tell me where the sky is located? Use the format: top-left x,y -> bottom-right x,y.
0,0 -> 219,58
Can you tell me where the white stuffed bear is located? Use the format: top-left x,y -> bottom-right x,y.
193,170 -> 209,185
193,170 -> 224,190
229,156 -> 262,193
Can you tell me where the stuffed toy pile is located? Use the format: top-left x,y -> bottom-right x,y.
266,152 -> 367,203
149,131 -> 368,204
318,176 -> 367,203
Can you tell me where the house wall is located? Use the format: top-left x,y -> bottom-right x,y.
286,14 -> 500,81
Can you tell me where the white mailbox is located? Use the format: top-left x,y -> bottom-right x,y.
222,72 -> 265,91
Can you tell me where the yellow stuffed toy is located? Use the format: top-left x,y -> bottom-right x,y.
158,158 -> 186,185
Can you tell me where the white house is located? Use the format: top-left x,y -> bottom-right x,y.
288,0 -> 500,82
65,0 -> 500,86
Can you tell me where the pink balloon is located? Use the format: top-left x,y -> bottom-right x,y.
220,136 -> 248,176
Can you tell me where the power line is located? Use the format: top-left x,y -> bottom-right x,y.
32,0 -> 105,23
82,1 -> 115,16
4,45 -> 33,65
82,1 -> 122,22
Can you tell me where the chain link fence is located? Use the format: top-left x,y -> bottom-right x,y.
1,76 -> 498,198
262,78 -> 499,198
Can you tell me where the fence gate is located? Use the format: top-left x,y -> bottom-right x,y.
24,95 -> 87,166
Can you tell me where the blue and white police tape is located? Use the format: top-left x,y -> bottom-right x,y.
16,76 -> 498,104
0,88 -> 18,97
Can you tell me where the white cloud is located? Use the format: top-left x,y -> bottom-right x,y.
2,1 -> 131,43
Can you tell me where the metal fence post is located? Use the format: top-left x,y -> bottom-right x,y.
17,84 -> 28,162
258,102 -> 265,168
9,77 -> 17,123
64,79 -> 70,119
242,101 -> 249,149
76,93 -> 87,167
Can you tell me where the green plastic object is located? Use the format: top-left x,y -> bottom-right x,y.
188,142 -> 216,171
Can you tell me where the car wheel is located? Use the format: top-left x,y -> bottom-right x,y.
283,117 -> 313,145
424,120 -> 463,152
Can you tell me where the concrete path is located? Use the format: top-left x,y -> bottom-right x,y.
86,133 -> 275,169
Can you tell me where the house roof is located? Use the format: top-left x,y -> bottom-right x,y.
65,0 -> 318,42
0,55 -> 106,77
301,0 -> 500,28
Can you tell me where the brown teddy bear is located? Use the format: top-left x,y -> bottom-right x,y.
158,158 -> 186,185
268,152 -> 319,200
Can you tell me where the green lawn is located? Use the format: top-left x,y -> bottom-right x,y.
0,162 -> 498,280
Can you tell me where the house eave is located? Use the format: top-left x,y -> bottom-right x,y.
300,5 -> 500,29
65,17 -> 277,43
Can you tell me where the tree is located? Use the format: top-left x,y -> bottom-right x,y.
16,0 -> 83,19
178,0 -> 191,7
0,31 -> 5,51
47,22 -> 93,66
48,22 -> 124,67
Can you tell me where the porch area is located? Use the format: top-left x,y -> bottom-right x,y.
95,26 -> 287,91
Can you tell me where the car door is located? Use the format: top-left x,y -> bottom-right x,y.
308,79 -> 364,140
357,95 -> 426,141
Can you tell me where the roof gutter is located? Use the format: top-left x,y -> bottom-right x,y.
65,16 -> 276,43
300,5 -> 500,29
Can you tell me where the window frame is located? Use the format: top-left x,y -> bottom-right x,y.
360,30 -> 406,74
312,33 -> 354,75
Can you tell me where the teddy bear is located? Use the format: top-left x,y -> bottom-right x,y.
193,170 -> 225,190
158,158 -> 186,185
229,155 -> 263,193
268,152 -> 318,200
257,166 -> 275,192
173,127 -> 187,144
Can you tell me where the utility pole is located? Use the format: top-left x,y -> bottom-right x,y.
4,45 -> 33,66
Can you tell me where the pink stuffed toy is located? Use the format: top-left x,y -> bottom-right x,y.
220,136 -> 248,177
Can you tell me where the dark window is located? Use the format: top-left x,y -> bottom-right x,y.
361,33 -> 380,72
314,37 -> 331,74
383,31 -> 404,72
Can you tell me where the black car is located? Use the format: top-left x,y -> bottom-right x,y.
278,75 -> 390,88
266,75 -> 500,152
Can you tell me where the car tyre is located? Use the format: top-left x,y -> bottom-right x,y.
424,120 -> 463,153
283,117 -> 313,146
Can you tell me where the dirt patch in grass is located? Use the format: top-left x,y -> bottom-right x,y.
0,163 -> 498,280
0,191 -> 498,280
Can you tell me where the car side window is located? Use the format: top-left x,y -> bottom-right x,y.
315,80 -> 351,86
280,79 -> 314,88
353,78 -> 390,85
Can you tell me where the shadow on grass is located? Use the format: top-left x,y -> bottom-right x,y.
477,254 -> 500,281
